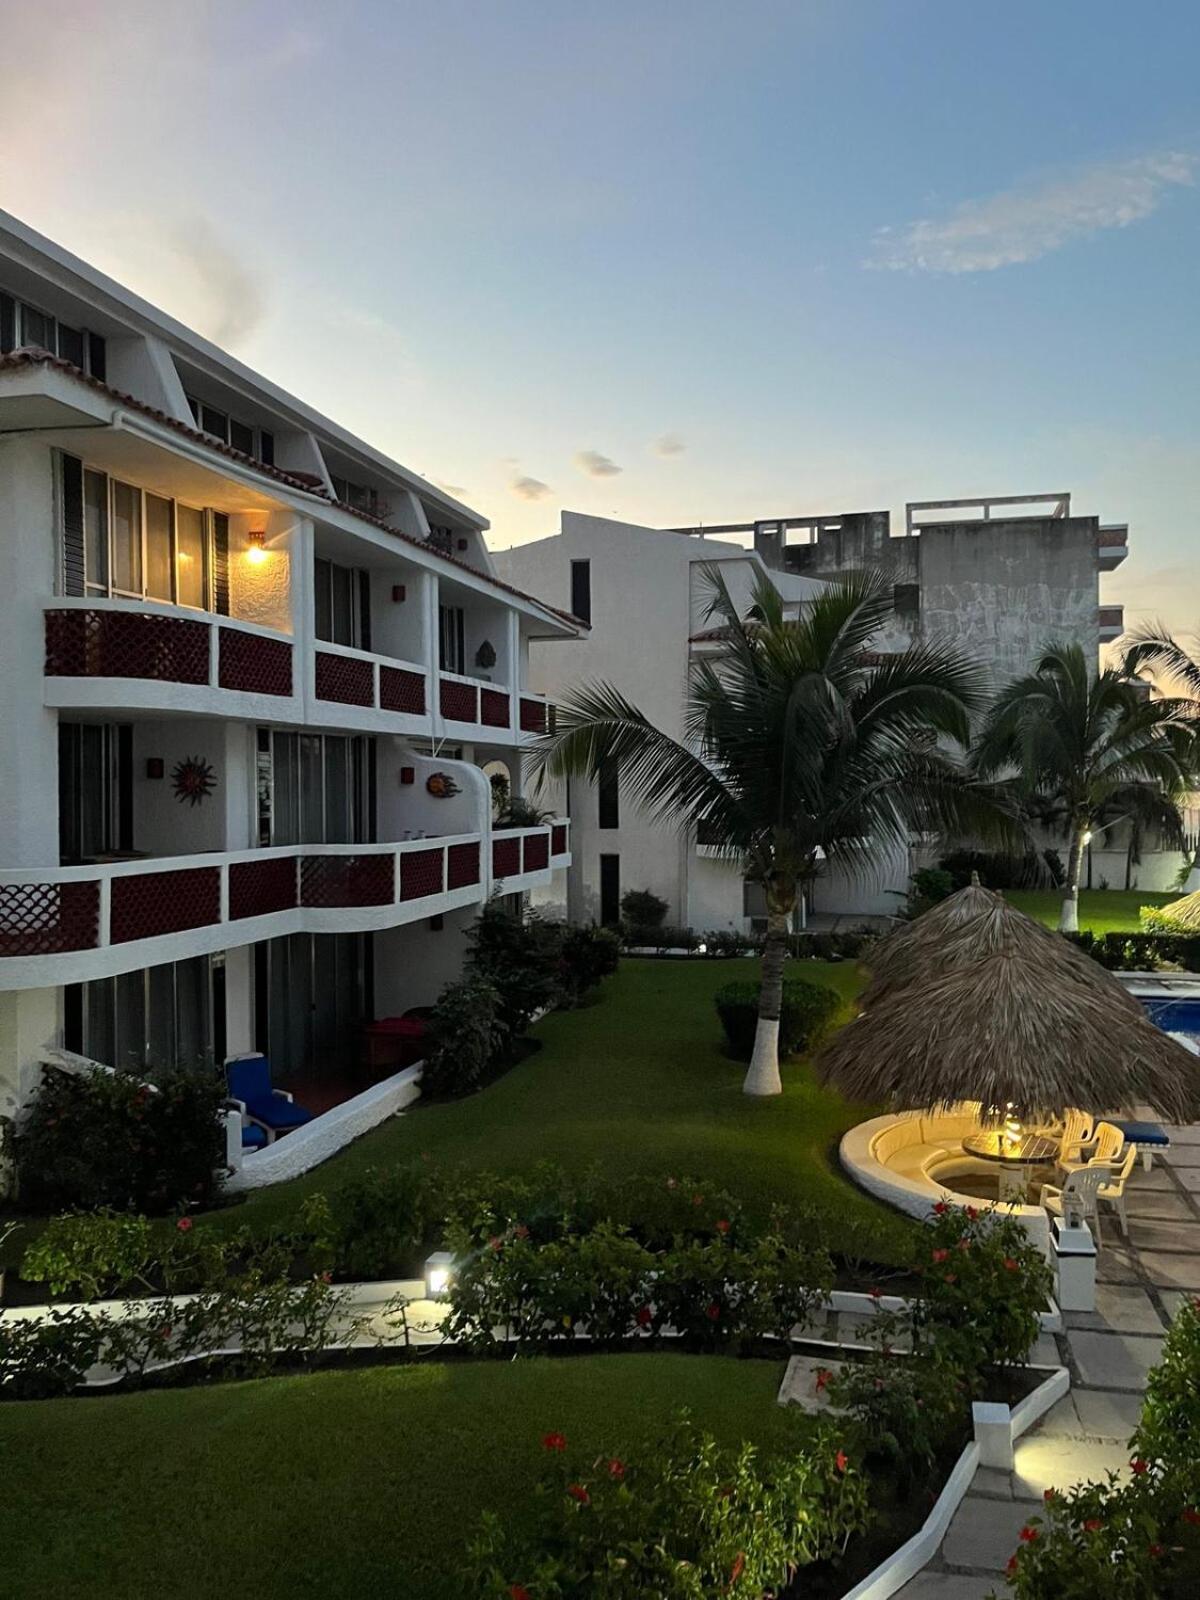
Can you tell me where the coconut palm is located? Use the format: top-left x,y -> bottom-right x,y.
1121,623 -> 1200,889
972,643 -> 1196,933
529,567 -> 1012,1096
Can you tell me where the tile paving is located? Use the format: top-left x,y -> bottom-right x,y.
897,1139 -> 1200,1597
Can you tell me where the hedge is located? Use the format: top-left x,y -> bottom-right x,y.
713,975 -> 841,1060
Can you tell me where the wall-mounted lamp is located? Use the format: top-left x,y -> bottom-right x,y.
400,766 -> 415,786
246,530 -> 268,566
145,758 -> 164,780
392,584 -> 407,603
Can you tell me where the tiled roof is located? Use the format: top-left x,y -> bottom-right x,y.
0,347 -> 588,633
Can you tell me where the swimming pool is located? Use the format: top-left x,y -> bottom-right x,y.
1139,996 -> 1200,1036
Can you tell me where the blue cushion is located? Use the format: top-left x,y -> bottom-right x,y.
227,1054 -> 273,1105
1111,1120 -> 1170,1147
241,1122 -> 268,1149
244,1093 -> 312,1130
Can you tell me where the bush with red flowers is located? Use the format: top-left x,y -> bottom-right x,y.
826,1320 -> 966,1487
463,1413 -> 870,1598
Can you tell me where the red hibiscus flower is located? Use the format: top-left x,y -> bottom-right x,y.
541,1432 -> 567,1452
835,1450 -> 849,1474
943,1272 -> 958,1284
1019,1526 -> 1038,1543
489,1235 -> 504,1252
932,1248 -> 950,1264
1183,1508 -> 1200,1525
158,1325 -> 173,1341
933,1201 -> 948,1215
1006,1556 -> 1019,1576
868,1286 -> 883,1300
514,1224 -> 530,1240
176,1217 -> 193,1233
1003,1257 -> 1020,1272
814,1368 -> 833,1394
706,1301 -> 722,1321
715,1219 -> 731,1234
509,1587 -> 532,1600
567,1483 -> 590,1504
607,1458 -> 626,1479
729,1551 -> 746,1586
1043,1489 -> 1056,1503
635,1305 -> 653,1328
1149,1544 -> 1164,1558
966,1206 -> 979,1221
1084,1518 -> 1104,1533
1130,1458 -> 1149,1475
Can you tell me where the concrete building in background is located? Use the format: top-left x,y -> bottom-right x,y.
496,493 -> 1159,936
0,209 -> 577,1169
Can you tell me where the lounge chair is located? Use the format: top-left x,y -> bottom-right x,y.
1097,1146 -> 1139,1239
1041,1164 -> 1114,1241
225,1054 -> 314,1143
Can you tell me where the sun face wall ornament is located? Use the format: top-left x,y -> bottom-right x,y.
425,771 -> 461,799
172,756 -> 218,807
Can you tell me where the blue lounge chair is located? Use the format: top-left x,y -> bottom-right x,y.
225,1054 -> 314,1143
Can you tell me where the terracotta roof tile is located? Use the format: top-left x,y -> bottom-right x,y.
0,347 -> 587,633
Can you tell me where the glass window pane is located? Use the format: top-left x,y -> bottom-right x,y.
21,304 -> 53,349
229,418 -> 254,455
145,494 -> 173,602
79,725 -> 110,858
84,470 -> 108,591
201,404 -> 228,440
147,963 -> 175,1067
115,969 -> 146,1070
331,564 -> 354,646
58,324 -> 84,368
323,739 -> 351,843
111,481 -> 142,594
299,736 -> 324,843
175,957 -> 209,1068
176,504 -> 207,608
314,559 -> 332,642
272,733 -> 298,846
85,978 -> 115,1065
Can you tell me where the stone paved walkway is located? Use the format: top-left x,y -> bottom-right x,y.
898,1124 -> 1200,1598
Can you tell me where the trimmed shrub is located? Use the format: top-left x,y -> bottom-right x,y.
421,977 -> 509,1098
465,900 -> 564,1035
556,923 -> 620,1004
713,974 -> 840,1059
622,923 -> 699,952
10,1063 -> 226,1216
619,888 -> 668,929
697,929 -> 752,957
786,928 -> 878,961
1066,929 -> 1200,972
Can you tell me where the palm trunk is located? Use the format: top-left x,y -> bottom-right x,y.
744,910 -> 789,1097
1059,826 -> 1087,933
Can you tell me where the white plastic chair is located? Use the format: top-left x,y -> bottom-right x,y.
1042,1164 -> 1114,1240
1097,1146 -> 1139,1239
1055,1108 -> 1095,1170
1060,1118 -> 1123,1176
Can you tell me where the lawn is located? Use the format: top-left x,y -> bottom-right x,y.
199,955 -> 915,1266
1005,887 -> 1176,934
0,1353 -> 806,1600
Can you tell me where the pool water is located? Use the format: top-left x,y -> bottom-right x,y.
1139,996 -> 1200,1037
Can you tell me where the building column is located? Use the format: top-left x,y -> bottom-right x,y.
0,987 -> 61,1124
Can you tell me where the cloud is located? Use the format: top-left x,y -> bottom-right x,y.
652,433 -> 686,456
436,480 -> 468,499
869,151 -> 1197,274
157,215 -> 267,347
510,473 -> 553,501
574,449 -> 622,478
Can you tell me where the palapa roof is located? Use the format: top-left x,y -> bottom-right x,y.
818,881 -> 1200,1125
1147,889 -> 1200,934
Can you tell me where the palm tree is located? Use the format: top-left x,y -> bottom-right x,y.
1121,624 -> 1200,889
530,567 -> 1009,1096
972,643 -> 1196,932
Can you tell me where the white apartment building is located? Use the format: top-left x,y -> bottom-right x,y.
495,494 -> 1147,936
0,211 -> 577,1152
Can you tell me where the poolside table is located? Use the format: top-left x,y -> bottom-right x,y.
961,1131 -> 1060,1199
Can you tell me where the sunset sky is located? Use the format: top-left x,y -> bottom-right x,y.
3,0 -> 1197,632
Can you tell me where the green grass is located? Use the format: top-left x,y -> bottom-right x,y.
199,955 -> 913,1265
1005,888 -> 1176,935
0,1353 -> 807,1600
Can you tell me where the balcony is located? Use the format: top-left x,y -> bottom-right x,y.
43,599 -> 297,716
0,834 -> 484,989
1098,605 -> 1125,643
312,641 -> 430,731
1097,525 -> 1129,572
491,820 -> 570,893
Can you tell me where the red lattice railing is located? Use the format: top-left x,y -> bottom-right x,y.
110,867 -> 221,944
492,834 -> 521,879
300,854 -> 394,908
551,824 -> 568,857
447,841 -> 481,890
440,677 -> 478,723
0,880 -> 101,955
519,696 -> 547,734
523,832 -> 550,872
380,664 -> 426,715
315,650 -> 374,707
480,687 -> 510,728
400,848 -> 444,901
219,629 -> 293,697
45,608 -> 210,685
229,857 -> 298,921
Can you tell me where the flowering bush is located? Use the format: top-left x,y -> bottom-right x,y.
463,1415 -> 871,1598
10,1062 -> 226,1214
912,1202 -> 1052,1386
827,1316 -> 966,1485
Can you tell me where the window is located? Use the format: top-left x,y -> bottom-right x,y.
65,455 -> 212,608
329,475 -> 382,516
66,956 -> 213,1070
0,289 -> 106,374
570,559 -> 591,624
599,854 -> 621,927
439,605 -> 466,675
598,757 -> 619,829
263,730 -> 372,846
184,392 -> 274,465
58,723 -> 132,862
313,557 -> 369,649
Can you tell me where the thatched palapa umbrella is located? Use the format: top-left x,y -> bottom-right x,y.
1145,889 -> 1200,935
819,881 -> 1199,1126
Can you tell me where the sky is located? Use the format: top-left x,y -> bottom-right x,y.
1,0 -> 1198,632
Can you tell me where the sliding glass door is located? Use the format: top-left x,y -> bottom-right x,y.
257,932 -> 368,1086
